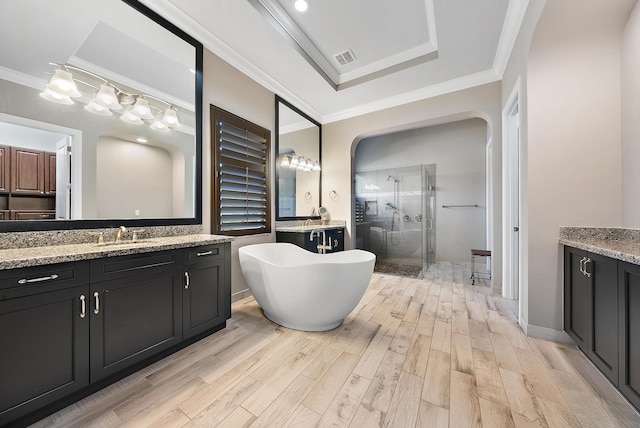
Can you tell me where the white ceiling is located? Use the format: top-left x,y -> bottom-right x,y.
143,0 -> 528,122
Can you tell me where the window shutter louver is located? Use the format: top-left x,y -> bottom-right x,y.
212,107 -> 271,235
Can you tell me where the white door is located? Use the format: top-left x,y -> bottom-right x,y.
503,85 -> 521,303
55,137 -> 71,220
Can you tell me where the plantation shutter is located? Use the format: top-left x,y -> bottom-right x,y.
212,106 -> 271,235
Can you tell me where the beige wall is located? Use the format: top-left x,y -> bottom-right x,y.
521,0 -> 633,335
322,82 -> 503,286
96,137 -> 173,218
202,48 -> 276,299
501,0 -> 545,333
356,118 -> 488,263
622,1 -> 640,227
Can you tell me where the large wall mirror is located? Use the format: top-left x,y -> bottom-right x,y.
0,0 -> 202,232
275,96 -> 321,220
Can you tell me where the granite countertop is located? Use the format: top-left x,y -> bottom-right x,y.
275,220 -> 346,233
0,234 -> 234,270
559,227 -> 640,265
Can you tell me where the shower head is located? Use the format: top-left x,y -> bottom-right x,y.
386,175 -> 397,182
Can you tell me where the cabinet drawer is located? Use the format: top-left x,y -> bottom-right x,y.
0,262 -> 89,299
183,244 -> 226,266
90,250 -> 181,282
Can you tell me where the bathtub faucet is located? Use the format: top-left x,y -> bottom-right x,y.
310,229 -> 332,254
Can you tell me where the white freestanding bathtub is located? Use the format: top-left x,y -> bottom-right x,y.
238,243 -> 376,331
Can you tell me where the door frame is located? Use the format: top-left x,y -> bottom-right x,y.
502,78 -> 522,305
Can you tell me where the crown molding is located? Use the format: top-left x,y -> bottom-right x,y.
140,0 -> 525,125
322,69 -> 501,124
493,0 -> 530,77
0,66 -> 45,91
139,0 -> 323,123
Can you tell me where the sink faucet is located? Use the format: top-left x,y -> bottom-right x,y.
310,229 -> 332,254
115,226 -> 127,242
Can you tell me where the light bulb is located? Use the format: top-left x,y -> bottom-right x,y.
294,0 -> 308,12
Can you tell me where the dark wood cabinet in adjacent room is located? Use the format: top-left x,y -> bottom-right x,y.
11,147 -> 45,195
45,151 -> 56,195
0,145 -> 9,193
2,146 -> 57,219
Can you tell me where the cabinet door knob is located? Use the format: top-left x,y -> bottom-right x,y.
184,272 -> 190,289
93,292 -> 100,315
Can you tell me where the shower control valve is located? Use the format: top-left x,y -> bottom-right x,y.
415,214 -> 423,222
403,215 -> 411,222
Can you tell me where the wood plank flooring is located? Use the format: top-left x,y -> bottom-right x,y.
30,262 -> 640,427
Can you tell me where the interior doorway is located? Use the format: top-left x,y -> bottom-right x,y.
503,80 -> 522,311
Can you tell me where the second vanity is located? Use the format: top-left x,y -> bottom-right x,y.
0,234 -> 233,427
275,221 -> 345,253
560,227 -> 640,412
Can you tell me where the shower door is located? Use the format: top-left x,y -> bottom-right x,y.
422,164 -> 436,273
354,164 -> 435,277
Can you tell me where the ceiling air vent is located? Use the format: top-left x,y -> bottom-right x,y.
334,49 -> 356,66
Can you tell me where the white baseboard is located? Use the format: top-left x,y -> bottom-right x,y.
522,323 -> 575,345
231,288 -> 252,303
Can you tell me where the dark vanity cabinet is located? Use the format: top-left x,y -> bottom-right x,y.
618,261 -> 640,411
276,227 -> 345,253
564,245 -> 639,410
182,244 -> 231,339
0,262 -> 90,426
89,251 -> 183,381
0,243 -> 231,427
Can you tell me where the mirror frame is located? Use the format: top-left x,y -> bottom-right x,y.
275,95 -> 322,221
0,0 -> 203,233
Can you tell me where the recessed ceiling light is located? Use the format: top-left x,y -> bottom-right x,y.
136,137 -> 148,143
294,0 -> 308,12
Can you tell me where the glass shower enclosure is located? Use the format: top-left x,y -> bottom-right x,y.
355,164 -> 436,277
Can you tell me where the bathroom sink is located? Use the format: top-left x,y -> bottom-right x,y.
96,240 -> 156,247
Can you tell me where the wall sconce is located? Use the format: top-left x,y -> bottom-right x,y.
280,153 -> 321,172
40,63 -> 181,132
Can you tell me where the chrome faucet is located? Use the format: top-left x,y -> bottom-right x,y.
115,226 -> 127,242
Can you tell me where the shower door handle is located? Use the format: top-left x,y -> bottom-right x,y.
426,218 -> 433,231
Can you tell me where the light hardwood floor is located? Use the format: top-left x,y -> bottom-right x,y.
31,262 -> 640,427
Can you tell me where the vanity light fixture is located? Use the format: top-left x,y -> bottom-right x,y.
39,86 -> 74,105
39,63 -> 181,133
120,105 -> 144,124
294,0 -> 308,12
85,94 -> 113,116
150,111 -> 170,132
94,84 -> 122,110
161,106 -> 181,128
280,153 -> 320,172
42,67 -> 82,98
130,96 -> 153,120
